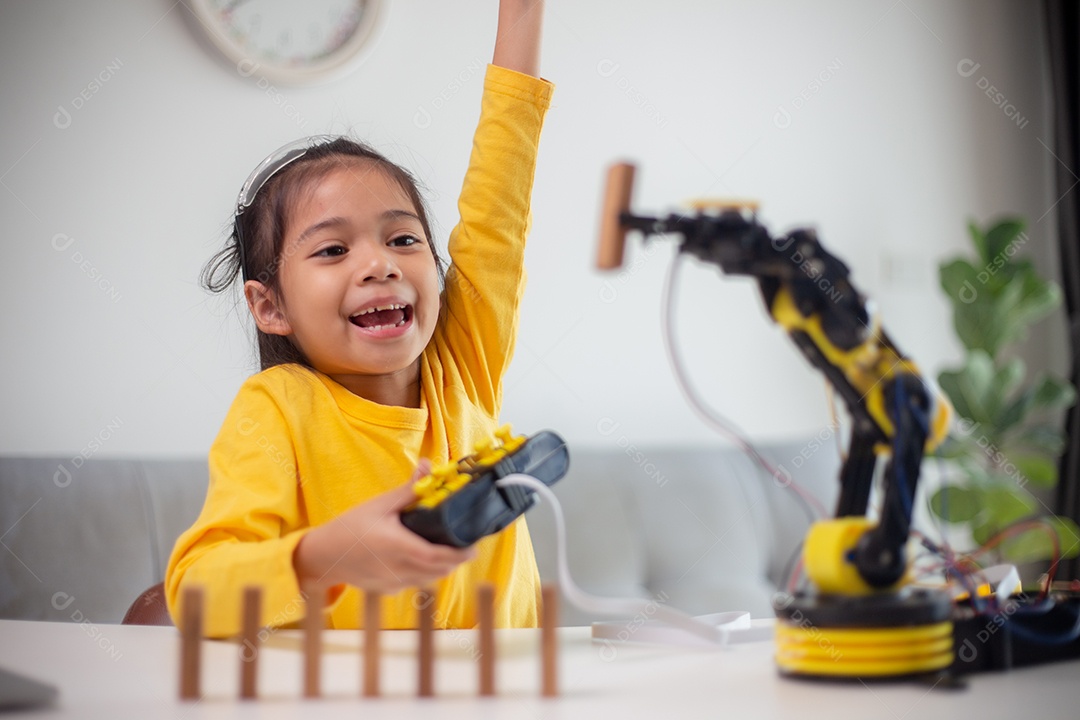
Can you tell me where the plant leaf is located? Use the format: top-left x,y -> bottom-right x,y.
938,351 -> 996,425
988,279 -> 1030,354
941,233 -> 1060,357
1008,453 -> 1058,489
963,298 -> 1008,356
934,434 -> 984,461
1004,423 -> 1067,456
974,264 -> 1059,355
929,485 -> 982,523
972,516 -> 997,546
1032,373 -> 1077,409
968,220 -> 989,265
938,259 -> 1003,354
969,484 -> 1039,547
997,373 -> 1077,431
987,357 -> 1026,421
980,484 -> 1038,526
983,217 -> 1027,268
1013,264 -> 1062,328
999,517 -> 1080,563
939,372 -> 977,425
939,258 -> 980,304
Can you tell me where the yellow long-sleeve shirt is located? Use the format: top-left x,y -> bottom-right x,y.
166,65 -> 553,638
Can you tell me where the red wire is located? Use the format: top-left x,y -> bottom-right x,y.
968,519 -> 1062,600
786,557 -> 805,594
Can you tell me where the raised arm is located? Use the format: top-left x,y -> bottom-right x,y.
429,1 -> 552,419
492,0 -> 543,77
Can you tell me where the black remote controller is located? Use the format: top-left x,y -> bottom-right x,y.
400,427 -> 569,547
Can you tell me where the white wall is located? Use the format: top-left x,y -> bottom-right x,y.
0,0 -> 1060,457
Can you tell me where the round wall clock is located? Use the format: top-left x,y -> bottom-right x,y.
190,0 -> 385,86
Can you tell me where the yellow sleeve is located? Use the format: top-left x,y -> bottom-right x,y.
439,64 -> 554,416
164,377 -> 335,638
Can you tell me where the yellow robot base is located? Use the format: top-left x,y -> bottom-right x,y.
775,600 -> 953,678
775,518 -> 954,679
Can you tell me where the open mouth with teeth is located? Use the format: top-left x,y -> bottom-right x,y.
349,303 -> 413,330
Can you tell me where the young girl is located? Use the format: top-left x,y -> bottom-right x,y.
166,0 -> 552,638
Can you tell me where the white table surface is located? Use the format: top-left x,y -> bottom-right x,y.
1,618 -> 1078,719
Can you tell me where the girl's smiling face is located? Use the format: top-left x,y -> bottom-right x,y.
247,160 -> 441,398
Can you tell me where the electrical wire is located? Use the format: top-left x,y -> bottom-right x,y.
659,252 -> 828,523
890,379 -> 915,521
783,546 -> 806,595
1006,604 -> 1080,646
824,383 -> 848,462
970,519 -> 1062,601
918,518 -> 1079,645
911,515 -> 1065,616
911,528 -> 985,611
495,473 -> 746,645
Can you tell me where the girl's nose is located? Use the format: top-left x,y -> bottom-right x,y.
355,243 -> 400,283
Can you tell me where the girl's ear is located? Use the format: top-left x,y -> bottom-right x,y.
244,280 -> 292,336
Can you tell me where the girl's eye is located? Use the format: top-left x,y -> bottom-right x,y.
315,245 -> 347,257
389,235 -> 421,248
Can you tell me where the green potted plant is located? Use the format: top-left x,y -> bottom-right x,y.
932,217 -> 1079,566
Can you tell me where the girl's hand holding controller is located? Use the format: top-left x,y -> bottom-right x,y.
293,459 -> 476,592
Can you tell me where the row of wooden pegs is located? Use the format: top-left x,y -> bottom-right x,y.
178,582 -> 559,700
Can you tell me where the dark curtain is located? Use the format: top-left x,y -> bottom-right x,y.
1046,0 -> 1080,580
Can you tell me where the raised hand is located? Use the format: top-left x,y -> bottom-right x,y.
493,0 -> 544,77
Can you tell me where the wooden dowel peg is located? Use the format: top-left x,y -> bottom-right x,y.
417,588 -> 436,698
302,583 -> 323,698
478,583 -> 495,697
363,590 -> 382,697
179,585 -> 203,701
541,584 -> 559,698
239,586 -> 262,699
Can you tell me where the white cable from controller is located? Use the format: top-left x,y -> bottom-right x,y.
496,473 -> 770,648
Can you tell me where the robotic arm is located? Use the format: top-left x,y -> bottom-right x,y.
600,162 -> 1080,682
598,163 -> 954,677
599,162 -> 950,589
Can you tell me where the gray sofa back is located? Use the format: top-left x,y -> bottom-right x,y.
0,457 -> 205,624
1,439 -> 839,625
531,441 -> 839,625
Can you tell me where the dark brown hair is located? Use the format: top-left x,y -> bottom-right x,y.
202,138 -> 445,371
